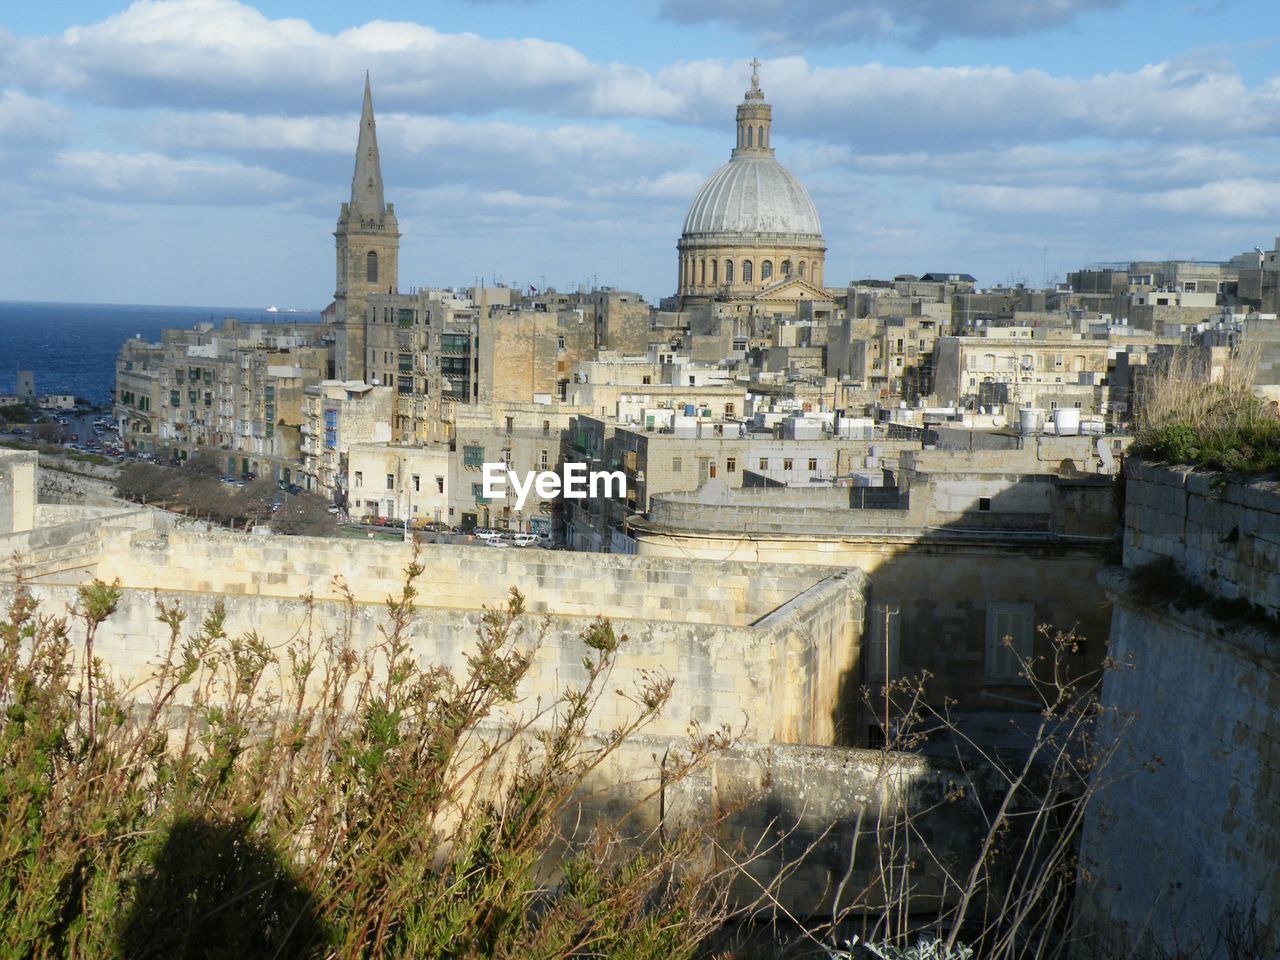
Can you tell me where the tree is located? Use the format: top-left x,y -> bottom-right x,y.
184,449 -> 225,479
269,490 -> 338,536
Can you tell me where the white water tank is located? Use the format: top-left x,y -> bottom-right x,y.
1053,407 -> 1081,436
1018,408 -> 1044,436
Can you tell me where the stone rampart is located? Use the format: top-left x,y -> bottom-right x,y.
10,540 -> 865,745
1078,462 -> 1280,958
94,529 -> 832,627
1123,459 -> 1280,619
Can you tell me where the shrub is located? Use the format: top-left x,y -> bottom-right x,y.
1131,342 -> 1280,474
0,560 -> 734,958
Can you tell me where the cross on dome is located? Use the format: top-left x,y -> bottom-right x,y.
746,58 -> 764,100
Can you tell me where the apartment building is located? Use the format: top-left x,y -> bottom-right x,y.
115,319 -> 333,481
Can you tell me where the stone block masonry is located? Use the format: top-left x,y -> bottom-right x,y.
14,526 -> 867,746
1078,461 -> 1280,959
1123,459 -> 1280,619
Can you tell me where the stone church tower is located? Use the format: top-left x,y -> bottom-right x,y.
334,74 -> 399,382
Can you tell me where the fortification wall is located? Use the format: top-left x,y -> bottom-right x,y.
0,504 -> 156,582
1079,463 -> 1280,959
1124,459 -> 1280,619
94,529 -> 830,627
8,552 -> 865,745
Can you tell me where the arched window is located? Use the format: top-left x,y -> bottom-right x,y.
761,260 -> 773,281
742,260 -> 753,283
366,250 -> 379,284
746,126 -> 753,147
724,260 -> 734,284
799,261 -> 806,279
781,259 -> 791,276
711,260 -> 718,285
758,125 -> 764,147
699,259 -> 706,286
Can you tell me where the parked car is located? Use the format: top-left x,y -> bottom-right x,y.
511,533 -> 541,547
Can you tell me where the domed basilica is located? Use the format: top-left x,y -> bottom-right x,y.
676,62 -> 827,309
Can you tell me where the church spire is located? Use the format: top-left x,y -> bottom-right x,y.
350,72 -> 386,221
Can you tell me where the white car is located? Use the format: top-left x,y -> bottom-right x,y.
511,533 -> 541,547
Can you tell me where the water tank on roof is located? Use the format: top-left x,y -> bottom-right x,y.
1018,408 -> 1044,436
1053,407 -> 1081,436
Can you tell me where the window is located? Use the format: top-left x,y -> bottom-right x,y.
672,457 -> 682,473
642,375 -> 651,385
435,476 -> 445,494
412,475 -> 420,492
709,464 -> 717,479
557,336 -> 566,351
386,474 -> 394,491
463,445 -> 484,467
711,260 -> 718,284
505,417 -> 514,435
808,458 -> 817,472
799,261 -> 806,279
761,260 -> 773,281
366,250 -> 378,283
865,604 -> 901,682
759,458 -> 768,470
781,259 -> 791,275
699,259 -> 706,285
726,457 -> 737,473
354,471 -> 363,488
985,603 -> 1034,682
725,261 -> 734,284
542,420 -> 550,437
742,260 -> 753,283
979,497 -> 992,511
539,449 -> 548,470
783,458 -> 793,471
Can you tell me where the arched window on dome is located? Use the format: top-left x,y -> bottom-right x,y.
699,259 -> 706,286
798,261 -> 806,279
746,126 -> 753,147
781,260 -> 792,276
366,251 -> 379,284
742,260 -> 753,283
711,260 -> 718,285
761,260 -> 773,281
758,125 -> 764,147
724,261 -> 734,284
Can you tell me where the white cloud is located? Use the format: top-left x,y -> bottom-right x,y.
658,0 -> 1124,48
1145,178 -> 1280,220
2,0 -> 679,120
938,184 -> 1104,216
43,150 -> 295,203
0,89 -> 69,144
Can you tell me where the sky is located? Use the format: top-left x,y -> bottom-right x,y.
2,0 -> 1279,308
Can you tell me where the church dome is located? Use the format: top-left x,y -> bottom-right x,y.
682,155 -> 822,239
675,61 -> 827,303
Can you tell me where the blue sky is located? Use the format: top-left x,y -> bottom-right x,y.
1,0 -> 1279,307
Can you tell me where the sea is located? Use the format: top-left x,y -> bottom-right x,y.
0,301 -> 324,408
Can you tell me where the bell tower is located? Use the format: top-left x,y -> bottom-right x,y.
334,73 -> 400,382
